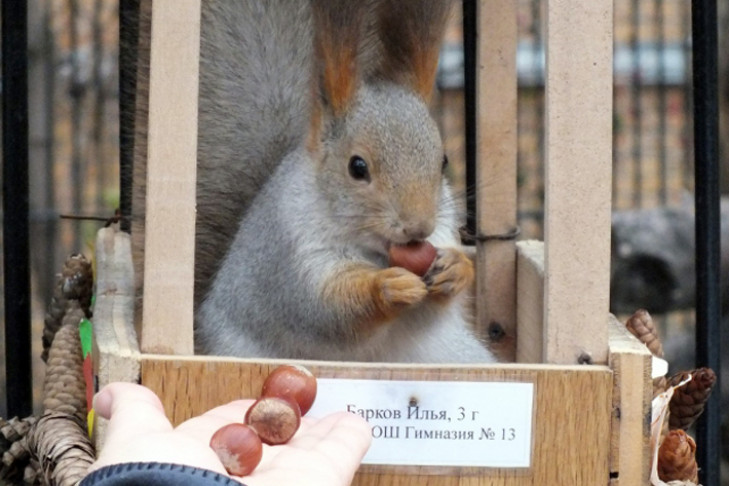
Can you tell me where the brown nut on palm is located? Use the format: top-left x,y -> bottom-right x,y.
261,365 -> 317,415
244,396 -> 301,445
209,423 -> 263,477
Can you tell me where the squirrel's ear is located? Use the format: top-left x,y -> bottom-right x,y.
311,0 -> 366,116
374,0 -> 454,101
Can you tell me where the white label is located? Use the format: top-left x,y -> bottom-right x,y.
308,378 -> 534,468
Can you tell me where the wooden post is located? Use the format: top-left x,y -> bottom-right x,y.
608,315 -> 652,486
515,240 -> 545,363
543,0 -> 613,365
141,0 -> 201,354
93,227 -> 141,447
475,0 -> 518,361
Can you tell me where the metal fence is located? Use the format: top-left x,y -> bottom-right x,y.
2,0 -> 120,418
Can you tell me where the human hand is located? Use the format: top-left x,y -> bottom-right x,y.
90,382 -> 372,486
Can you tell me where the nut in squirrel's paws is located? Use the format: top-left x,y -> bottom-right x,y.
375,267 -> 428,310
424,248 -> 474,299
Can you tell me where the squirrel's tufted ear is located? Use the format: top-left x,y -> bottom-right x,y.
311,0 -> 366,117
373,0 -> 454,101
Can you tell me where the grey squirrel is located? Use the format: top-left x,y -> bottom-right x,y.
133,0 -> 496,363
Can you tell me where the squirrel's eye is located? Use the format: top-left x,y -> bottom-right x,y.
348,156 -> 370,182
442,154 -> 449,173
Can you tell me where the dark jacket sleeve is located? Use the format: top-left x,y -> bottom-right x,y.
79,462 -> 246,486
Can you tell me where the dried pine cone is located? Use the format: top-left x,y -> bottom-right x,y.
668,367 -> 716,430
26,412 -> 94,486
23,461 -> 41,485
625,308 -> 664,357
43,301 -> 88,422
657,429 -> 699,484
0,416 -> 38,484
43,301 -> 87,419
43,254 -> 93,362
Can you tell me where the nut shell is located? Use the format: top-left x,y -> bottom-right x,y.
388,241 -> 437,277
261,365 -> 317,415
245,396 -> 301,445
209,423 -> 263,477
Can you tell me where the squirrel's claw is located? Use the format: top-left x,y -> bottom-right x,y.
424,248 -> 474,299
375,267 -> 428,310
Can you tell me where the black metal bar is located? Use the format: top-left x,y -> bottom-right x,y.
2,0 -> 33,418
119,0 -> 140,233
462,0 -> 477,240
42,0 -> 58,327
691,1 -> 721,485
93,0 -> 106,211
69,0 -> 82,251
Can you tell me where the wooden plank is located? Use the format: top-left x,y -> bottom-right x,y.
141,0 -> 201,354
141,356 -> 612,485
608,315 -> 652,485
93,227 -> 141,386
475,0 -> 518,362
515,240 -> 544,363
93,227 -> 142,447
543,0 -> 613,365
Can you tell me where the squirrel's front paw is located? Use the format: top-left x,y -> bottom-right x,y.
424,248 -> 474,299
374,267 -> 428,312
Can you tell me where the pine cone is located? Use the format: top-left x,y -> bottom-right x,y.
43,301 -> 88,421
0,416 -> 38,484
625,308 -> 664,357
668,367 -> 716,430
24,460 -> 41,485
43,254 -> 93,362
657,429 -> 699,483
26,412 -> 94,486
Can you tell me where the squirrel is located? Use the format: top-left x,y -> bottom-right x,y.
194,0 -> 496,363
131,0 -> 496,363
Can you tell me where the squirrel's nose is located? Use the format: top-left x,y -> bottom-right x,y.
402,220 -> 435,242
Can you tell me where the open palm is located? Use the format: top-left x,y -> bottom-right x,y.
91,382 -> 372,486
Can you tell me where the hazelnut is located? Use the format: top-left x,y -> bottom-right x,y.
261,365 -> 318,415
388,241 -> 437,277
209,423 -> 263,477
245,396 -> 301,445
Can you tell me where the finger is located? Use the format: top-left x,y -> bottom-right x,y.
94,382 -> 174,445
174,399 -> 255,443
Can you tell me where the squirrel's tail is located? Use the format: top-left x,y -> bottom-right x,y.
128,1 -> 318,306
193,2 -> 316,296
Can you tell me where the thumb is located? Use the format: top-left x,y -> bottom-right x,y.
94,382 -> 173,445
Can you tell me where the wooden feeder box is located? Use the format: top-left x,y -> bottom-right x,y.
93,1 -> 652,484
